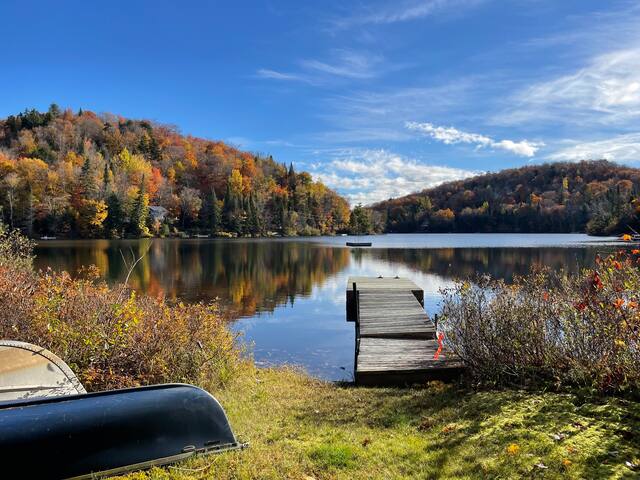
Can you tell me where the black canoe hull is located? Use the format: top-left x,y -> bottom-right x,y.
346,242 -> 372,247
0,383 -> 243,479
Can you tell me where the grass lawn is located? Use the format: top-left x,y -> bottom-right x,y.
119,367 -> 640,479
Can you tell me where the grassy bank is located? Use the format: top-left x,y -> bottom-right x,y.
119,366 -> 640,480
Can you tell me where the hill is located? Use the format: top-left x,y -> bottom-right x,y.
0,104 -> 350,238
371,160 -> 640,235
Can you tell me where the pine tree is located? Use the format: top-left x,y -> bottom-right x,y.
105,193 -> 124,238
223,174 -> 243,233
129,179 -> 150,237
48,103 -> 61,119
148,134 -> 162,163
138,132 -> 151,155
287,163 -> 296,191
246,193 -> 261,236
102,159 -> 113,196
211,190 -> 222,235
80,156 -> 97,199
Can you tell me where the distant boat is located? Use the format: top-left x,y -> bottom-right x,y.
623,226 -> 640,242
193,234 -> 210,238
346,241 -> 372,247
40,236 -> 57,240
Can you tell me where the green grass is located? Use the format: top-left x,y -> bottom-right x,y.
119,366 -> 640,479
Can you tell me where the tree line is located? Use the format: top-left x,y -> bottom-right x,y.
369,160 -> 640,236
0,105 -> 351,238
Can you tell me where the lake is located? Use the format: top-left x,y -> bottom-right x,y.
34,234 -> 622,381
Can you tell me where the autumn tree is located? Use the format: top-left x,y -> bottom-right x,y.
0,106 -> 350,238
349,204 -> 372,235
179,187 -> 202,229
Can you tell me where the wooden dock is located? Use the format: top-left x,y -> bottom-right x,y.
347,277 -> 463,385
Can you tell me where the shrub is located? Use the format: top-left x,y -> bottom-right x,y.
0,226 -> 242,391
0,222 -> 34,270
440,250 -> 640,393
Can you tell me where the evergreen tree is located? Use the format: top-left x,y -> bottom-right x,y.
287,163 -> 296,191
129,179 -> 150,237
349,204 -> 372,235
211,192 -> 222,234
80,156 -> 97,199
273,195 -> 287,235
47,103 -> 61,119
138,131 -> 151,155
223,174 -> 243,233
102,159 -> 112,196
148,134 -> 162,163
246,193 -> 262,236
105,193 -> 124,238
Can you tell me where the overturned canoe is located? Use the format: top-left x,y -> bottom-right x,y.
0,383 -> 244,479
346,241 -> 372,247
0,341 -> 244,479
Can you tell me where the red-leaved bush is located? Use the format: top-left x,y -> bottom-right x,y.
440,250 -> 640,393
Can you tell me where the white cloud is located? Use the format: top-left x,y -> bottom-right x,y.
315,80 -> 477,143
406,121 -> 543,157
332,0 -> 486,29
256,69 -> 306,82
548,133 -> 640,162
300,50 -> 383,79
519,5 -> 640,52
498,47 -> 640,126
313,149 -> 475,205
257,50 -> 387,86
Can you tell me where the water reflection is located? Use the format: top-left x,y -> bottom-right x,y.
366,247 -> 600,282
34,235 -> 617,380
35,239 -> 350,319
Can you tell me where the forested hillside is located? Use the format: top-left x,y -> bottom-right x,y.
371,161 -> 640,235
0,105 -> 350,238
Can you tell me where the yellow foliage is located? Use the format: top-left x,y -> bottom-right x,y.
506,443 -> 520,455
229,168 -> 244,197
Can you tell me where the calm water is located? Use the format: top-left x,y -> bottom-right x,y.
34,234 -> 621,381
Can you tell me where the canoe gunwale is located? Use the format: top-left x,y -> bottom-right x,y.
67,441 -> 248,480
0,382 -> 197,409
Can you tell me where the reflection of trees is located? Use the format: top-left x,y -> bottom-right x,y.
35,240 -> 350,319
364,247 -> 603,282
34,240 -> 612,322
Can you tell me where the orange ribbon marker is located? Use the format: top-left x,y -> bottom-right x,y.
433,332 -> 445,360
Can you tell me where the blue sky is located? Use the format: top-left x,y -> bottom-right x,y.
2,1 -> 640,204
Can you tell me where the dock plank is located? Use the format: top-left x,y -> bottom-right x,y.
358,289 -> 435,339
356,337 -> 464,385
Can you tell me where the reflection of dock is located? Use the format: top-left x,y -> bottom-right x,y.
346,277 -> 463,385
